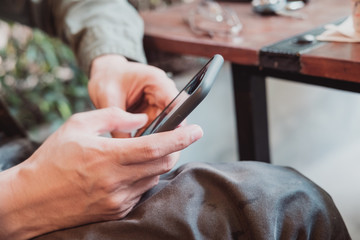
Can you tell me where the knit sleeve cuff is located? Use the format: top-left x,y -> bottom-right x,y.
77,26 -> 147,76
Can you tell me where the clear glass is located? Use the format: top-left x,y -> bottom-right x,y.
252,0 -> 286,13
353,0 -> 360,32
186,0 -> 242,39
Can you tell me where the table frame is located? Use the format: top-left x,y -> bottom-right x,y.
232,63 -> 360,163
141,0 -> 360,162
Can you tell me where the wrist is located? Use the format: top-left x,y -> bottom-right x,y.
90,54 -> 128,79
0,165 -> 28,239
0,163 -> 52,239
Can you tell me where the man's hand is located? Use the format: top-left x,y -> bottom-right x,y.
0,107 -> 203,239
88,55 -> 179,138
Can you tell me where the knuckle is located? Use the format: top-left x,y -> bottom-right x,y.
107,106 -> 120,112
104,106 -> 122,118
149,65 -> 167,76
105,195 -> 137,218
142,143 -> 163,159
68,112 -> 84,124
105,196 -> 122,213
159,156 -> 176,173
148,67 -> 172,83
159,159 -> 171,173
64,113 -> 87,132
113,211 -> 129,220
174,132 -> 191,150
98,177 -> 118,194
152,176 -> 160,186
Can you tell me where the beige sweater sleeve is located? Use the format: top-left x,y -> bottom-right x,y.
2,0 -> 147,75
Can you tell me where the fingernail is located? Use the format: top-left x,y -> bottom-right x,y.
132,113 -> 148,121
188,124 -> 203,142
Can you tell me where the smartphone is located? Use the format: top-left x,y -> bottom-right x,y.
140,54 -> 224,136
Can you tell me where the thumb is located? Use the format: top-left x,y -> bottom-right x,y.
107,108 -> 148,138
69,107 -> 148,136
111,111 -> 148,135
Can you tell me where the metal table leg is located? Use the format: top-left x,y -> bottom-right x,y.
231,64 -> 270,163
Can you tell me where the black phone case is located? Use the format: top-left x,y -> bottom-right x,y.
140,54 -> 224,136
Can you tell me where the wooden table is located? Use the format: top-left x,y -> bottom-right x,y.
141,0 -> 359,162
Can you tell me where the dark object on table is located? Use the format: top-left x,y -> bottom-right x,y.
216,0 -> 309,3
216,0 -> 252,2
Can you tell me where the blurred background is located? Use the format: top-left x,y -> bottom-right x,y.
0,21 -> 91,141
0,0 -> 186,141
0,0 -> 359,238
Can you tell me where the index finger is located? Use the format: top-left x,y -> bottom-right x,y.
145,68 -> 179,109
102,124 -> 203,165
